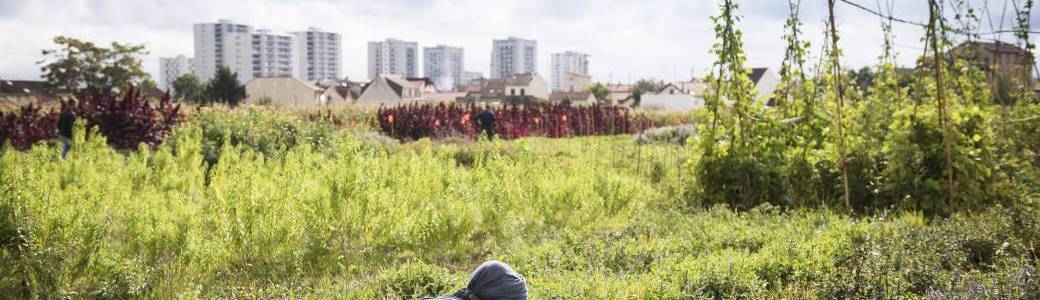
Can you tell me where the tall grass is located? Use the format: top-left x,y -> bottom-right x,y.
1,109 -> 1037,298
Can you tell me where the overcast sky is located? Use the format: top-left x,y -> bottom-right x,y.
0,0 -> 1036,83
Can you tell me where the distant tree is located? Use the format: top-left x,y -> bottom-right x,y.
848,66 -> 875,94
205,67 -> 247,106
631,79 -> 663,107
38,36 -> 150,94
139,79 -> 158,94
587,83 -> 609,104
172,74 -> 206,102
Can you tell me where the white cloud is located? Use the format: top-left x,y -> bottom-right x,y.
0,0 -> 1036,83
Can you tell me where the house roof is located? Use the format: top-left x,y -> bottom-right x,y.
0,80 -> 69,100
549,91 -> 593,102
384,76 -> 415,97
508,73 -> 536,86
749,68 -> 769,85
463,78 -> 510,99
406,77 -> 434,87
324,81 -> 364,99
329,85 -> 353,99
246,76 -> 323,91
655,83 -> 681,94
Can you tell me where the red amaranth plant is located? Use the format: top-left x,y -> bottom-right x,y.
75,87 -> 182,149
375,103 -> 652,141
0,104 -> 60,150
0,87 -> 182,151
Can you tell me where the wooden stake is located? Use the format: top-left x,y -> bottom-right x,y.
928,0 -> 956,213
828,0 -> 852,211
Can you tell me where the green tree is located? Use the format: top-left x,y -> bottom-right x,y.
38,36 -> 150,94
848,66 -> 875,94
172,74 -> 206,102
631,79 -> 663,107
586,83 -> 609,104
205,67 -> 247,106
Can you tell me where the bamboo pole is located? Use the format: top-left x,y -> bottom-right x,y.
928,0 -> 957,212
828,0 -> 852,211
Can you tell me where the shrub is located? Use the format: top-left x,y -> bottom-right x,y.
190,108 -> 335,164
375,262 -> 455,299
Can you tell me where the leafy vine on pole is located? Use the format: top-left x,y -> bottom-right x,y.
827,0 -> 852,210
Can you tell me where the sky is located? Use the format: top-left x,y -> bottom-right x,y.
0,0 -> 1037,84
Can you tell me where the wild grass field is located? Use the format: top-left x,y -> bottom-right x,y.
1,108 -> 1038,299
3,0 -> 1039,298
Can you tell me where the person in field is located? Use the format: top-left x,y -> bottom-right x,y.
474,106 -> 496,140
57,99 -> 76,160
429,260 -> 528,300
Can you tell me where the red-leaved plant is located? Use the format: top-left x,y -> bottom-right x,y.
376,103 -> 652,141
0,104 -> 60,150
0,87 -> 182,151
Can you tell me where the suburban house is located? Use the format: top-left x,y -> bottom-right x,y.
561,71 -> 592,93
750,67 -> 780,103
605,83 -> 634,106
640,83 -> 705,112
949,41 -> 1035,100
245,77 -> 325,107
673,79 -> 708,96
462,78 -> 508,102
356,75 -> 423,104
0,80 -> 71,106
504,73 -> 549,100
655,83 -> 685,95
320,81 -> 365,104
549,91 -> 596,105
407,77 -> 438,94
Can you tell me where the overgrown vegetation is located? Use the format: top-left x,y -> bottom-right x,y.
0,0 -> 1037,298
1,115 -> 1037,297
692,0 -> 1039,216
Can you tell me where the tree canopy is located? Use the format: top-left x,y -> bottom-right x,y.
38,36 -> 150,95
172,74 -> 206,103
205,67 -> 247,106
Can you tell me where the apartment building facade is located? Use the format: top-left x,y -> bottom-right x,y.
424,45 -> 464,91
293,28 -> 342,83
490,37 -> 537,79
252,30 -> 295,78
193,19 -> 254,83
368,39 -> 419,79
551,51 -> 590,92
158,55 -> 195,91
